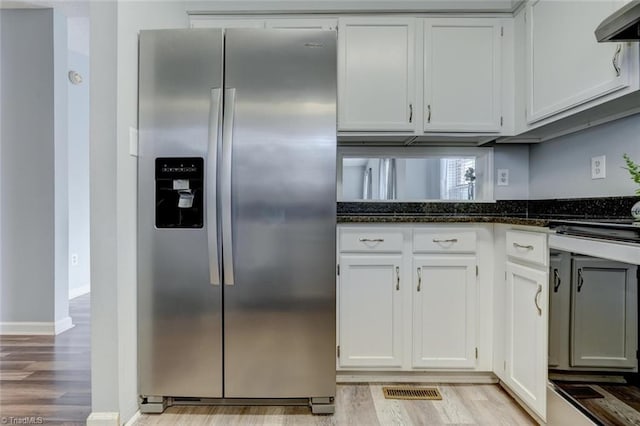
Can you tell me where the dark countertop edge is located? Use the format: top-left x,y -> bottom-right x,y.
337,215 -> 550,227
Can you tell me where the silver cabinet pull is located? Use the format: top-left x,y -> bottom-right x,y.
221,88 -> 236,285
395,266 -> 400,291
207,88 -> 222,286
417,267 -> 422,292
409,103 -> 413,123
513,242 -> 534,250
359,238 -> 384,242
553,268 -> 561,293
433,238 -> 458,243
613,44 -> 622,77
577,268 -> 584,292
534,285 -> 542,316
427,104 -> 431,123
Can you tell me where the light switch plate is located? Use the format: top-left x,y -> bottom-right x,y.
497,169 -> 509,186
129,127 -> 139,157
591,155 -> 606,179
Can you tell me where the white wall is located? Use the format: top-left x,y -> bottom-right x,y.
67,45 -> 91,298
0,8 -> 70,331
90,1 -> 188,422
529,114 -> 640,199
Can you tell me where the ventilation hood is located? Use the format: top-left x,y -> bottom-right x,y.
596,0 -> 640,42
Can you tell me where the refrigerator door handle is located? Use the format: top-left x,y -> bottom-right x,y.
207,88 -> 223,286
222,88 -> 236,285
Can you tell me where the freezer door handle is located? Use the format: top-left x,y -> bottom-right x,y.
207,88 -> 222,285
222,88 -> 236,285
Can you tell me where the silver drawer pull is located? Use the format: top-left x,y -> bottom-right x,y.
433,238 -> 458,243
359,238 -> 384,243
513,242 -> 534,250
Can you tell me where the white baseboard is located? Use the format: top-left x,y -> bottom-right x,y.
55,316 -> 74,334
87,412 -> 120,426
0,321 -> 55,335
0,317 -> 74,335
69,284 -> 91,300
337,371 -> 498,384
124,410 -> 141,426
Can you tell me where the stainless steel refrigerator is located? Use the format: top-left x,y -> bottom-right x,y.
137,28 -> 337,414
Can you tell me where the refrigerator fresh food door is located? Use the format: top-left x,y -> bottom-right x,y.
138,29 -> 224,398
222,29 -> 337,398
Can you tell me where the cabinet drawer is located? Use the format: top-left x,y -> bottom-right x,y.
413,229 -> 477,253
340,229 -> 403,253
506,230 -> 548,266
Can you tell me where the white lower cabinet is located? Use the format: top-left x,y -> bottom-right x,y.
338,254 -> 403,368
504,261 -> 548,421
337,225 -> 484,372
412,255 -> 477,368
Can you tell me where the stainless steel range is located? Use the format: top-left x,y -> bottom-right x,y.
552,219 -> 640,244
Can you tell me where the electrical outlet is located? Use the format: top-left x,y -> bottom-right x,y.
71,254 -> 79,266
591,155 -> 606,179
497,169 -> 509,186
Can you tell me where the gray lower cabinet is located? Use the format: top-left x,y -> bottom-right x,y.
570,257 -> 638,369
548,255 -> 638,371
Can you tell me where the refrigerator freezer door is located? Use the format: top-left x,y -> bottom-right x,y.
138,29 -> 224,398
223,29 -> 337,398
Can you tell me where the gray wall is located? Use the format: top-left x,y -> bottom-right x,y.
0,9 -> 69,325
529,115 -> 640,199
67,49 -> 91,297
494,145 -> 530,200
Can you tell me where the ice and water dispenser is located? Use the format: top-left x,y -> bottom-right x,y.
155,158 -> 204,228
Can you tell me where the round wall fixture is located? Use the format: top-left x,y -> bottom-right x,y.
68,70 -> 83,85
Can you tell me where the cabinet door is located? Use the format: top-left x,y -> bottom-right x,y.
526,0 -> 632,123
571,259 -> 638,369
548,252 -> 571,369
338,255 -> 403,368
412,256 -> 477,368
424,18 -> 502,132
338,18 -> 416,131
505,261 -> 548,421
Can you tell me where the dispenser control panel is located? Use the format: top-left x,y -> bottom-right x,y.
155,157 -> 204,228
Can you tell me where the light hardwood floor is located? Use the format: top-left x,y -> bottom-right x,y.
0,294 -> 91,425
134,383 -> 535,425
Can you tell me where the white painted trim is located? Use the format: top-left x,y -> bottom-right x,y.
86,412 -> 120,426
337,371 -> 498,383
69,284 -> 91,300
55,316 -> 74,334
0,322 -> 55,335
124,410 -> 141,426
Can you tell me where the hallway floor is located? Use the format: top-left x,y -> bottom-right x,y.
0,294 -> 91,425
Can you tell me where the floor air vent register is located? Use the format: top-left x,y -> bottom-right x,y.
382,386 -> 443,400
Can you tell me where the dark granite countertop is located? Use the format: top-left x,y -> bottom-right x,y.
336,197 -> 639,227
338,215 -> 550,227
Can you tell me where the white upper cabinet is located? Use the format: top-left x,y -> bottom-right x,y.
424,18 -> 502,132
338,17 -> 416,131
525,0 -> 636,124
